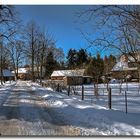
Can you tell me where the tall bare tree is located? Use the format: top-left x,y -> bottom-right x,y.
48,43 -> 64,64
35,31 -> 51,83
24,21 -> 39,82
6,40 -> 25,79
0,5 -> 17,40
0,5 -> 18,84
77,5 -> 140,80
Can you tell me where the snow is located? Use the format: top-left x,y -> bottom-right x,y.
0,81 -> 16,109
112,59 -> 137,71
27,81 -> 140,136
0,80 -> 16,87
51,69 -> 85,77
12,68 -> 29,74
0,80 -> 139,135
112,61 -> 128,71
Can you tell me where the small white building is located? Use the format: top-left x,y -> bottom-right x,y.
12,68 -> 31,80
51,69 -> 92,85
51,69 -> 85,80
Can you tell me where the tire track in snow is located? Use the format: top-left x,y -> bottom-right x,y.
0,80 -> 98,136
14,81 -> 81,136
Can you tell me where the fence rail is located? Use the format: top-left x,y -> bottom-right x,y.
40,80 -> 140,114
67,84 -> 140,114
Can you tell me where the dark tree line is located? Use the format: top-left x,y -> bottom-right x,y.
66,48 -> 89,69
45,51 -> 62,78
66,48 -> 116,83
85,54 -> 116,83
66,49 -> 116,98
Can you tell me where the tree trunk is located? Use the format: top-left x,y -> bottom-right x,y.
94,78 -> 99,99
16,63 -> 18,80
31,27 -> 35,82
0,46 -> 3,85
32,62 -> 35,82
0,68 -> 3,85
40,64 -> 43,84
32,49 -> 35,82
14,69 -> 17,81
137,64 -> 140,83
37,63 -> 39,79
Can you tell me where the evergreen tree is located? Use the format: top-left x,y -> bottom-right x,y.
85,53 -> 104,83
109,54 -> 116,69
59,61 -> 66,70
66,49 -> 77,69
85,57 -> 96,77
77,48 -> 88,68
96,54 -> 104,81
85,54 -> 104,98
45,51 -> 59,78
104,54 -> 116,74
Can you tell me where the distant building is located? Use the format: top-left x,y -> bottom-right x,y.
51,69 -> 92,85
110,53 -> 140,82
12,68 -> 31,80
0,69 -> 15,81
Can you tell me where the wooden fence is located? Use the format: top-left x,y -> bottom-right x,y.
39,80 -> 140,114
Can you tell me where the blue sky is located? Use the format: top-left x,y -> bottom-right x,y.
15,5 -> 113,58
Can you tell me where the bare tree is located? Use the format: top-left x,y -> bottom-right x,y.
48,43 -> 64,64
24,21 -> 39,82
0,5 -> 19,84
0,5 -> 17,40
77,5 -> 140,80
0,38 -> 12,84
35,31 -> 51,84
0,39 -> 4,85
6,40 -> 25,80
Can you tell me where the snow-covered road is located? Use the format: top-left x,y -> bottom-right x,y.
0,80 -> 89,136
0,80 -> 140,136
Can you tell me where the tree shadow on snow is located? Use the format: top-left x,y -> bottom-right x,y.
0,102 -> 140,130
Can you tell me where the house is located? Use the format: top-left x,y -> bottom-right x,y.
51,69 -> 92,85
12,68 -> 31,80
110,53 -> 140,82
0,69 -> 15,81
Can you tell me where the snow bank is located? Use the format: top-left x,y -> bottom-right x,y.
41,91 -> 140,135
26,81 -> 140,135
0,81 -> 16,90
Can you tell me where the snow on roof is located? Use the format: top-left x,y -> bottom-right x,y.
112,61 -> 138,72
51,69 -> 85,77
112,61 -> 129,71
12,68 -> 29,74
0,69 -> 15,77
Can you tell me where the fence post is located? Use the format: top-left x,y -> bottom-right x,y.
108,88 -> 112,109
82,85 -> 84,100
68,85 -> 70,96
125,91 -> 128,114
56,84 -> 60,92
126,78 -> 128,91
